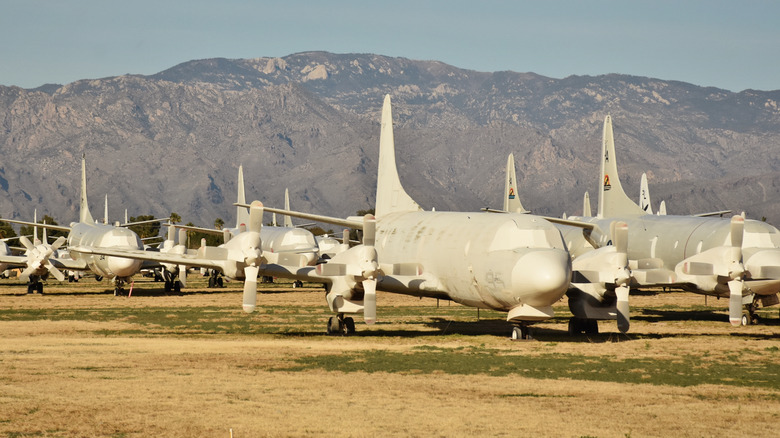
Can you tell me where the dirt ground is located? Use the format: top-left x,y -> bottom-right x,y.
1,275 -> 778,437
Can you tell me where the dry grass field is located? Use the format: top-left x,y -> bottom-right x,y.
1,274 -> 778,437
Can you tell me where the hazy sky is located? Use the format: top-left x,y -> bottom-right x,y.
1,0 -> 778,91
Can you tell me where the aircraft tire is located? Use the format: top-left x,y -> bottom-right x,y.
741,312 -> 751,326
36,283 -> 43,294
585,319 -> 599,335
327,316 -> 341,335
217,277 -> 224,287
344,317 -> 356,334
27,284 -> 34,294
174,281 -> 182,294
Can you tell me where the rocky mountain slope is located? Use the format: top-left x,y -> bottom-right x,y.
1,51 -> 779,228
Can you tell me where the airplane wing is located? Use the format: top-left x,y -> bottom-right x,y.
693,210 -> 732,217
234,202 -> 363,230
68,245 -> 225,271
162,223 -> 224,236
542,216 -> 596,230
0,218 -> 72,232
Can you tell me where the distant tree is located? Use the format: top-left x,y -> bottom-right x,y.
20,214 -> 66,241
0,216 -> 16,240
169,212 -> 182,224
185,221 -> 221,248
127,214 -> 161,239
350,209 -> 375,241
306,226 -> 334,236
214,218 -> 225,230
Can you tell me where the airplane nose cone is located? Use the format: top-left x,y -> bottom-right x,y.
512,249 -> 571,306
107,256 -> 140,277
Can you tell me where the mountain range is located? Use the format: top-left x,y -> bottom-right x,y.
1,51 -> 779,229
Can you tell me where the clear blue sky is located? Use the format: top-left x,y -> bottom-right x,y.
1,0 -> 778,92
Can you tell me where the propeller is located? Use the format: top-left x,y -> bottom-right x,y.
727,215 -> 745,326
611,221 -> 631,333
360,214 -> 379,324
242,201 -> 264,313
19,236 -> 67,282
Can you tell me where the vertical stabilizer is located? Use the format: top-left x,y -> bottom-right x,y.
375,95 -> 421,218
33,209 -> 39,244
235,165 -> 249,228
639,173 -> 653,214
104,194 -> 109,224
597,115 -> 646,218
503,153 -> 527,213
80,155 -> 94,224
283,188 -> 293,227
582,192 -> 592,217
658,200 -> 667,215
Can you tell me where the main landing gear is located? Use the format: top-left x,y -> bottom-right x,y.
567,317 -> 599,335
326,313 -> 356,335
207,271 -> 224,288
113,279 -> 126,296
511,324 -> 533,340
26,276 -> 44,294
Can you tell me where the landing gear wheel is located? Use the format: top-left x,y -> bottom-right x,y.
741,311 -> 751,326
173,281 -> 182,294
293,280 -> 304,288
27,283 -> 35,294
36,282 -> 43,294
585,319 -> 599,335
216,277 -> 224,287
344,317 -> 356,334
164,281 -> 172,293
207,276 -> 215,288
326,316 -> 342,335
511,325 -> 532,340
568,318 -> 581,335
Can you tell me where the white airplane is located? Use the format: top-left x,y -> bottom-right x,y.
162,165 -> 320,289
1,156 -> 145,294
639,172 -> 730,218
502,153 -> 632,334
561,116 -> 780,326
240,95 -> 572,339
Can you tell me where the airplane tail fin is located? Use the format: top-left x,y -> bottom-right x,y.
80,154 -> 94,224
639,172 -> 653,214
582,192 -> 592,217
503,153 -> 527,213
235,165 -> 249,228
283,188 -> 293,227
597,115 -> 646,218
375,95 -> 421,218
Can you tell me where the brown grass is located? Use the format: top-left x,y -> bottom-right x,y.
1,275 -> 779,437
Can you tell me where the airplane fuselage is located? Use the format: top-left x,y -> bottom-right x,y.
68,222 -> 144,280
374,211 -> 571,314
562,214 -> 780,296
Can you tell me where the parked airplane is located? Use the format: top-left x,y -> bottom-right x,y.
562,116 -> 780,326
240,95 -> 572,339
1,156 -> 145,294
501,153 -> 632,334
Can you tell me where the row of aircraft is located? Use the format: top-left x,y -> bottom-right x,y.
2,95 -> 779,339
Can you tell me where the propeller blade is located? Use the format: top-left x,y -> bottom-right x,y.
248,201 -> 264,233
342,229 -> 350,246
50,236 -> 67,252
178,265 -> 187,287
19,236 -> 34,251
728,279 -> 743,326
730,215 -> 744,249
167,222 -> 175,243
615,284 -> 630,333
242,265 -> 260,313
363,278 -> 377,324
19,266 -> 36,283
46,263 -> 66,282
178,229 -> 187,248
612,221 -> 628,256
363,214 -> 376,246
